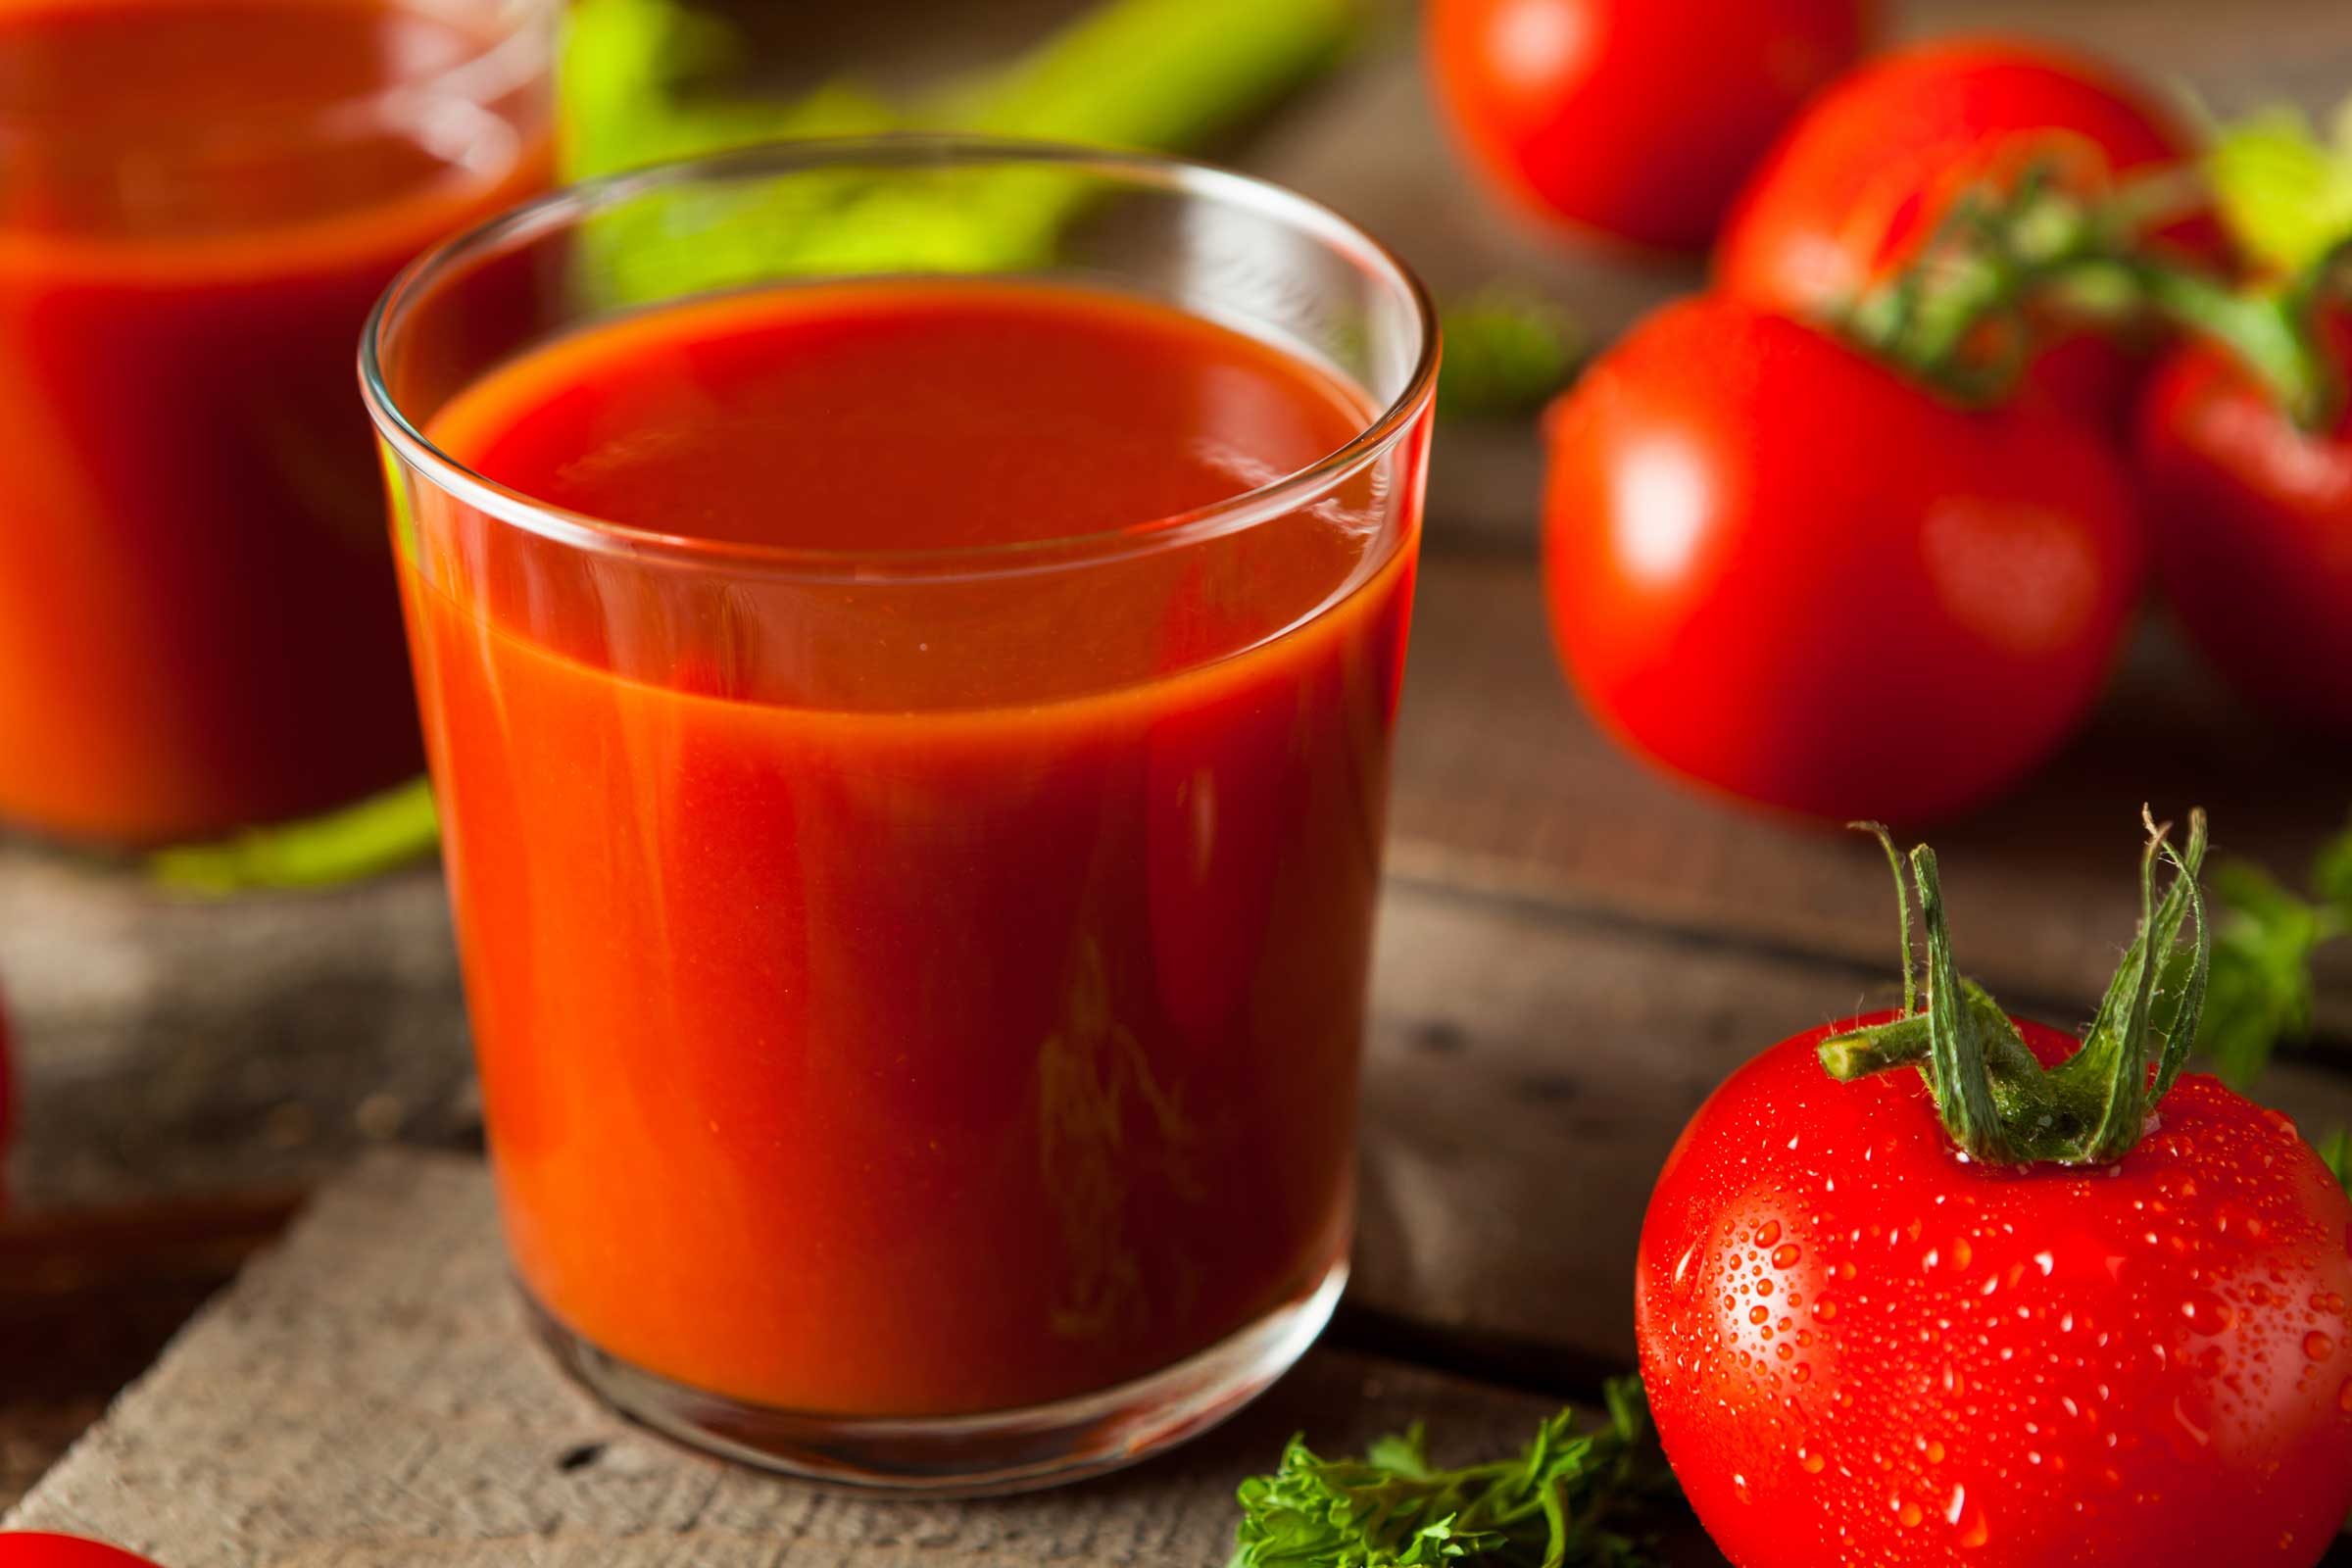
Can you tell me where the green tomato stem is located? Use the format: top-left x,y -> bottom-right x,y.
1817,811 -> 2212,1168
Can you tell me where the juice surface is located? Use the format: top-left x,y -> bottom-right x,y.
0,0 -> 551,844
405,280 -> 1424,1415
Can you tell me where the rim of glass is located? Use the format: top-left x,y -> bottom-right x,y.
359,134 -> 1441,581
0,0 -> 555,144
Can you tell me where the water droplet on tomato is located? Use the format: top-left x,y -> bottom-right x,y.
1772,1243 -> 1801,1269
1799,1447 -> 1825,1474
2179,1293 -> 2235,1335
1751,1305 -> 1770,1325
1755,1220 -> 1782,1249
2305,1332 -> 2336,1362
2338,1376 -> 2352,1414
1897,1499 -> 1924,1528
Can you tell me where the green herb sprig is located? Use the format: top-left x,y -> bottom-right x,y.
1437,289 -> 1585,419
2198,815 -> 2352,1088
1228,1376 -> 1665,1568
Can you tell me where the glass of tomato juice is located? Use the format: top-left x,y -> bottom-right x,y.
0,0 -> 555,846
362,139 -> 1437,1492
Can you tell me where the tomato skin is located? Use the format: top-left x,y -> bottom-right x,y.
1717,38 -> 2213,430
1541,294 -> 2141,826
2134,323 -> 2352,729
0,1538 -> 168,1568
1638,1014 -> 2352,1568
1425,0 -> 1876,253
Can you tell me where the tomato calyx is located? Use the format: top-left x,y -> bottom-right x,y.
2131,239 -> 2352,430
1818,809 -> 2212,1166
1832,148 -> 2193,404
1830,125 -> 2352,427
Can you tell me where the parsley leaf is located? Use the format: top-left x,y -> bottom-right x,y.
1228,1376 -> 1667,1568
2197,817 -> 2352,1088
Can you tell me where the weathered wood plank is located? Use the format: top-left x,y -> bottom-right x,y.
0,853 -> 472,1208
1389,556 -> 2352,1039
0,1196 -> 289,1511
3,1152 -> 1724,1567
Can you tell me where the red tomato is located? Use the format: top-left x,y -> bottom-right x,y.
0,1539 -> 167,1568
1425,0 -> 1876,253
2134,318 -> 2352,729
1542,294 -> 2141,825
1718,38 -> 2213,429
1638,1013 -> 2352,1567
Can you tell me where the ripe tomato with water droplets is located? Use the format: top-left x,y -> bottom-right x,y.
1637,1012 -> 2352,1566
0,1539 -> 168,1568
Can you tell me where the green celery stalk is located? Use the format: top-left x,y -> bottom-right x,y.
564,0 -> 1361,301
148,778 -> 441,896
940,0 -> 1355,150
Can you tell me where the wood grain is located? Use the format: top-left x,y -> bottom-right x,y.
1390,556 -> 2352,1041
1,1152 -> 1725,1567
0,852 -> 472,1209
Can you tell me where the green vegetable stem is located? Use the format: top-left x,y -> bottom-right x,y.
559,0 -> 1360,301
148,778 -> 441,896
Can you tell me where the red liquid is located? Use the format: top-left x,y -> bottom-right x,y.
403,281 -> 1423,1415
0,0 -> 551,845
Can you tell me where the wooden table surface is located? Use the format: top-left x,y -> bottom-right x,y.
6,0 -> 2352,1558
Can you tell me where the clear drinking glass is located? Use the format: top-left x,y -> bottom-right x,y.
0,0 -> 557,846
363,137 -> 1436,1493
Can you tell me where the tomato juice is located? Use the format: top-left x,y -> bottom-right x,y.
0,0 -> 552,844
395,278 -> 1429,1418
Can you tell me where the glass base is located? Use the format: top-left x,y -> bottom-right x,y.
524,1257 -> 1348,1496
